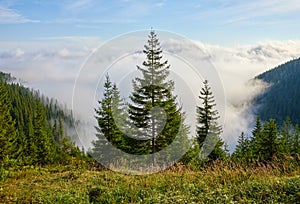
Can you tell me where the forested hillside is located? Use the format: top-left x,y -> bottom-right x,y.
0,71 -> 82,167
255,58 -> 300,125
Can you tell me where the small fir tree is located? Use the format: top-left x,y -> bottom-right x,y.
92,75 -> 126,161
232,132 -> 251,163
196,80 -> 225,161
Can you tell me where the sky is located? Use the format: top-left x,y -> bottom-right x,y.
1,0 -> 300,150
0,0 -> 300,44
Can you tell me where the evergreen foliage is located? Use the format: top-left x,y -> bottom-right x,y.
0,81 -> 18,163
232,132 -> 251,163
92,75 -> 127,160
92,31 -> 190,166
250,117 -> 263,160
196,80 -> 226,161
259,119 -> 279,161
128,30 -> 189,159
232,117 -> 300,164
255,57 -> 300,125
0,71 -> 81,166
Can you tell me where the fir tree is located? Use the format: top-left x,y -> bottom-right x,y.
128,30 -> 188,163
33,102 -> 55,164
279,117 -> 293,154
291,124 -> 300,155
0,82 -> 17,164
250,117 -> 263,160
196,80 -> 225,161
232,132 -> 251,163
92,75 -> 126,161
260,119 -> 279,161
26,115 -> 36,164
249,118 -> 279,162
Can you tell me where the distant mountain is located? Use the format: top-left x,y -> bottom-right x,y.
254,58 -> 300,125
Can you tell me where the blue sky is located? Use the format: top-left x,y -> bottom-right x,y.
0,0 -> 300,44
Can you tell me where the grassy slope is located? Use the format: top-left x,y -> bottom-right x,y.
1,160 -> 299,203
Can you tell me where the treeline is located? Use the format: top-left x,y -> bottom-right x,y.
232,117 -> 300,164
0,72 -> 82,167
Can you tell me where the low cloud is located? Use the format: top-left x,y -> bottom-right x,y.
1,37 -> 300,151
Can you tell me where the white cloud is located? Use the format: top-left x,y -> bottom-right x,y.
0,6 -> 39,24
58,48 -> 87,58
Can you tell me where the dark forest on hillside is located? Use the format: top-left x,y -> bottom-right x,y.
255,58 -> 300,125
0,72 -> 83,166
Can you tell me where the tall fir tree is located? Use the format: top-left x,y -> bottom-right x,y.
196,80 -> 225,161
128,30 -> 188,163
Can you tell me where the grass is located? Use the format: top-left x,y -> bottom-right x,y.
0,159 -> 299,203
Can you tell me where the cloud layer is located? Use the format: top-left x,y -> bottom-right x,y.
1,37 -> 300,150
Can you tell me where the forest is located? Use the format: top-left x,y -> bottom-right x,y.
0,31 -> 299,203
